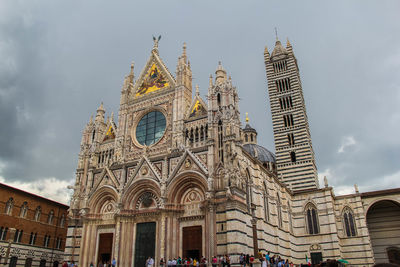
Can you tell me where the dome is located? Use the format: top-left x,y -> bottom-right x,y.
243,143 -> 276,163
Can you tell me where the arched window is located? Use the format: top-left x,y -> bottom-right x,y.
250,134 -> 254,142
34,206 -> 41,222
288,203 -> 293,233
20,202 -> 28,218
48,210 -> 54,224
305,203 -> 319,234
245,134 -> 248,142
5,197 -> 14,215
217,93 -> 221,106
277,194 -> 282,228
218,120 -> 224,162
59,214 -> 65,227
263,183 -> 269,222
343,207 -> 357,237
92,130 -> 96,141
246,169 -> 252,211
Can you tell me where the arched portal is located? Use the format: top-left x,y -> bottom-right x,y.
366,200 -> 400,265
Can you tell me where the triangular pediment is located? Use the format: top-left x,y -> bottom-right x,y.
90,167 -> 120,196
132,51 -> 176,98
102,121 -> 117,142
186,95 -> 207,119
168,148 -> 208,182
125,156 -> 161,187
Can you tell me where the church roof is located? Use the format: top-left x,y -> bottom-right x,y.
243,123 -> 256,133
243,143 -> 276,163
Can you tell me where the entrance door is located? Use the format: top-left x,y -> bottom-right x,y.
98,233 -> 113,265
310,252 -> 322,265
183,226 -> 202,260
135,222 -> 156,267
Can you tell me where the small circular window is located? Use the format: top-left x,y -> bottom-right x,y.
136,111 -> 166,146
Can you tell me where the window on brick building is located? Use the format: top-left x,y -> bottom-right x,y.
13,229 -> 23,243
48,210 -> 54,224
60,214 -> 65,227
5,197 -> 14,215
20,202 -> 28,218
34,206 -> 41,221
0,227 -> 8,240
290,151 -> 296,162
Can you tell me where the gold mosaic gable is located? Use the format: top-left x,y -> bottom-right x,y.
135,63 -> 169,97
189,100 -> 207,118
103,125 -> 116,141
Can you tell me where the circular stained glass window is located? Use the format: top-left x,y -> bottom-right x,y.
136,111 -> 166,146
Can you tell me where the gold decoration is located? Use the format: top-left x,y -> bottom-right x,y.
136,63 -> 169,97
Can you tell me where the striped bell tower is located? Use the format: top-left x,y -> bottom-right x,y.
264,37 -> 319,191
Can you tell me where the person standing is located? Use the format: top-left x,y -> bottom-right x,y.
212,256 -> 217,267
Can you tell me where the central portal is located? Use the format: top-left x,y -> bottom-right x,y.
182,226 -> 202,260
98,233 -> 113,265
135,222 -> 156,267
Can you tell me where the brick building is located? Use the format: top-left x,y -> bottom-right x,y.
0,183 -> 68,267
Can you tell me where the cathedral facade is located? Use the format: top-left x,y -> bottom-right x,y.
65,39 -> 400,266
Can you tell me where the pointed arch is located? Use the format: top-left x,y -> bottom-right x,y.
342,206 -> 357,237
263,182 -> 270,222
166,171 -> 208,204
88,185 -> 119,214
5,197 -> 14,215
305,202 -> 319,234
277,193 -> 282,228
122,178 -> 161,210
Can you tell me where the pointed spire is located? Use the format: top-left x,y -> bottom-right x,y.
195,84 -> 200,96
183,42 -> 187,58
264,45 -> 269,55
209,74 -> 213,87
215,61 -> 227,84
97,102 -> 104,112
245,112 -> 249,123
89,115 -> 93,124
286,38 -> 292,48
110,111 -> 114,122
95,102 -> 105,123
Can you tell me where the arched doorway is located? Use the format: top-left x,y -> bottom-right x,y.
366,200 -> 400,265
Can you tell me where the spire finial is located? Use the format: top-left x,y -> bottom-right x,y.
89,115 -> 93,124
209,74 -> 213,87
111,111 -> 114,121
264,45 -> 269,55
98,102 -> 104,111
130,61 -> 134,74
275,27 -> 278,41
183,42 -> 187,57
195,84 -> 200,96
245,112 -> 249,123
286,38 -> 291,47
152,35 -> 161,51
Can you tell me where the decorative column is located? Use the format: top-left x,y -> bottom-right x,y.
251,217 -> 258,257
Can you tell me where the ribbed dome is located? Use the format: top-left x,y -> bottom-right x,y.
243,144 -> 276,163
271,40 -> 287,58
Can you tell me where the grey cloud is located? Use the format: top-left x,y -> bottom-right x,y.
0,0 -> 399,198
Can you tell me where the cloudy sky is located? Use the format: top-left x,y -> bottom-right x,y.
1,1 -> 399,204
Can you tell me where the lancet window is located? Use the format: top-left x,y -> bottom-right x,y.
343,207 -> 357,237
20,201 -> 28,218
273,60 -> 287,73
305,203 -> 319,234
275,78 -> 291,92
5,197 -> 14,215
